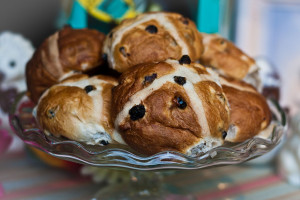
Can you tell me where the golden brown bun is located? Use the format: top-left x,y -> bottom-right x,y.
221,77 -> 271,142
200,33 -> 259,81
36,75 -> 118,145
26,26 -> 105,104
103,12 -> 203,73
112,57 -> 230,156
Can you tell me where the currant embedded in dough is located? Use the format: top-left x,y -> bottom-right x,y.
112,56 -> 230,156
36,75 -> 118,146
103,12 -> 204,73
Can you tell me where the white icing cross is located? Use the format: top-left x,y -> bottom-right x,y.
114,60 -> 224,143
104,13 -> 190,69
220,78 -> 256,93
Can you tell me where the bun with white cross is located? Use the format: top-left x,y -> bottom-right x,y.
220,76 -> 271,142
103,12 -> 203,73
26,26 -> 105,104
25,11 -> 274,156
199,33 -> 261,89
111,55 -> 230,156
35,74 -> 118,146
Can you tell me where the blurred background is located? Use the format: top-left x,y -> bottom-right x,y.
1,0 -> 300,199
1,0 -> 299,114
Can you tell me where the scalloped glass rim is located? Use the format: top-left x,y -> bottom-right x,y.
9,92 -> 287,170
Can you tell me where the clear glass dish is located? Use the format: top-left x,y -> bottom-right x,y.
9,92 -> 287,170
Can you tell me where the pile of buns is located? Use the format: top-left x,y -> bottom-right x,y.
26,12 -> 271,156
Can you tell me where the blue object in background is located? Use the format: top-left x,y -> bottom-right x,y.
68,0 -> 88,29
97,0 -> 129,19
197,0 -> 220,33
66,0 -> 150,34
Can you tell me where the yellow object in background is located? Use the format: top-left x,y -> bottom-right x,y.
77,0 -> 139,23
28,146 -> 81,172
65,0 -> 159,33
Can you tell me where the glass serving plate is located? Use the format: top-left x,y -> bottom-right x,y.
9,92 -> 287,171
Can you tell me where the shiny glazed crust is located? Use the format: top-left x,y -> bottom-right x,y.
221,77 -> 272,142
112,59 -> 230,155
26,26 -> 105,104
200,33 -> 258,80
103,12 -> 203,73
36,75 -> 118,145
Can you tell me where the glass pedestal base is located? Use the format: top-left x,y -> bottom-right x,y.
92,171 -> 166,200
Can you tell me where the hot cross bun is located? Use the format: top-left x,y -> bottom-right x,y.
26,26 -> 105,104
111,56 -> 230,156
103,12 -> 203,73
221,77 -> 271,142
200,33 -> 261,89
35,74 -> 117,146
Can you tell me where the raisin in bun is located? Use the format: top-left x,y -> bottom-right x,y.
221,77 -> 271,142
103,12 -> 203,73
35,74 -> 117,146
200,33 -> 261,89
112,56 -> 230,156
26,26 -> 105,104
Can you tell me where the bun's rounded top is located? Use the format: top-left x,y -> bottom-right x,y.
36,75 -> 117,145
103,12 -> 203,73
26,26 -> 105,104
221,76 -> 272,142
200,33 -> 258,81
112,57 -> 230,155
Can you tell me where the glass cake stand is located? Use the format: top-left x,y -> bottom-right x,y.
9,92 -> 287,199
